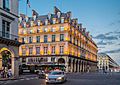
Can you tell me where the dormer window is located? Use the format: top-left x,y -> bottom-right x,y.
31,21 -> 33,26
53,18 -> 56,24
44,28 -> 48,32
19,17 -> 22,23
33,15 -> 36,21
38,20 -> 40,26
48,13 -> 51,20
45,19 -> 48,25
60,26 -> 64,31
26,16 -> 28,22
61,17 -> 64,23
57,12 -> 61,18
51,28 -> 55,32
23,22 -> 26,28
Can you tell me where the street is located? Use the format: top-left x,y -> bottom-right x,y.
1,72 -> 120,85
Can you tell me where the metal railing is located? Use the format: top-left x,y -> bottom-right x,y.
0,31 -> 19,41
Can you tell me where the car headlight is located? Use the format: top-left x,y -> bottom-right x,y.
45,74 -> 48,77
57,77 -> 62,80
46,76 -> 48,79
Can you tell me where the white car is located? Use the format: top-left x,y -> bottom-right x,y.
45,70 -> 67,84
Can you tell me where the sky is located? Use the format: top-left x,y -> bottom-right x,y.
19,0 -> 120,64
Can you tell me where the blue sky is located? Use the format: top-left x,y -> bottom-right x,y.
19,0 -> 120,36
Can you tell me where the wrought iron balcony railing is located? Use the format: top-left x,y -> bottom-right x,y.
0,31 -> 19,41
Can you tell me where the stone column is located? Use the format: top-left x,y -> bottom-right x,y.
0,53 -> 2,70
11,57 -> 19,78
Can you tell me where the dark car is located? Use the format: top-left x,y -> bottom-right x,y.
38,70 -> 46,79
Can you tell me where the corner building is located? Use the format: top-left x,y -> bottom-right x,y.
0,0 -> 20,77
19,7 -> 98,72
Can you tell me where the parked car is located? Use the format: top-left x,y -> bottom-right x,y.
45,70 -> 67,84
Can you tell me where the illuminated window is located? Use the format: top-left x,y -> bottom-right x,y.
45,19 -> 48,25
44,28 -> 48,32
30,29 -> 33,34
36,47 -> 40,55
53,19 -> 56,24
60,26 -> 64,31
31,21 -> 33,26
24,22 -> 26,28
70,35 -> 72,43
61,18 -> 64,23
52,35 -> 56,42
44,47 -> 48,54
22,48 -> 26,55
52,46 -> 55,54
60,34 -> 64,41
36,36 -> 40,43
44,35 -> 48,43
51,28 -> 55,32
29,47 -> 33,55
38,21 -> 40,26
60,46 -> 64,54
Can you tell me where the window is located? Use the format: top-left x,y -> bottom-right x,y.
36,47 -> 40,55
70,35 -> 72,43
36,36 -> 40,43
52,35 -> 56,42
44,28 -> 48,32
51,57 -> 55,62
37,29 -> 40,33
60,34 -> 64,41
38,20 -> 40,26
51,28 -> 55,32
44,35 -> 48,43
2,20 -> 10,38
29,37 -> 32,43
60,26 -> 64,31
3,0 -> 10,11
29,47 -> 33,55
60,46 -> 64,54
52,46 -> 55,54
22,48 -> 26,55
61,18 -> 64,23
53,19 -> 56,24
45,20 -> 48,25
30,29 -> 33,34
74,37 -> 75,44
22,37 -> 25,43
44,47 -> 48,54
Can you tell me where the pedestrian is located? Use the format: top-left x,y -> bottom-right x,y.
7,69 -> 12,78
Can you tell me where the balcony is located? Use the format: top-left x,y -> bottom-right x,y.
0,31 -> 22,46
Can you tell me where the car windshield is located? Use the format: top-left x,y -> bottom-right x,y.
50,71 -> 64,75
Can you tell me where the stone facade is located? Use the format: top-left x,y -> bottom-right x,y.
19,7 -> 98,73
0,0 -> 20,77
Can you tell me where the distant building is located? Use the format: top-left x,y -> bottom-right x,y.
0,0 -> 21,77
18,7 -> 98,73
97,53 -> 119,72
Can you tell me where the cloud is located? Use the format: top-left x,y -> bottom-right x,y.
103,49 -> 120,53
109,22 -> 116,26
94,34 -> 118,40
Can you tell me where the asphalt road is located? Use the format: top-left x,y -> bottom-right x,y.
1,72 -> 120,85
